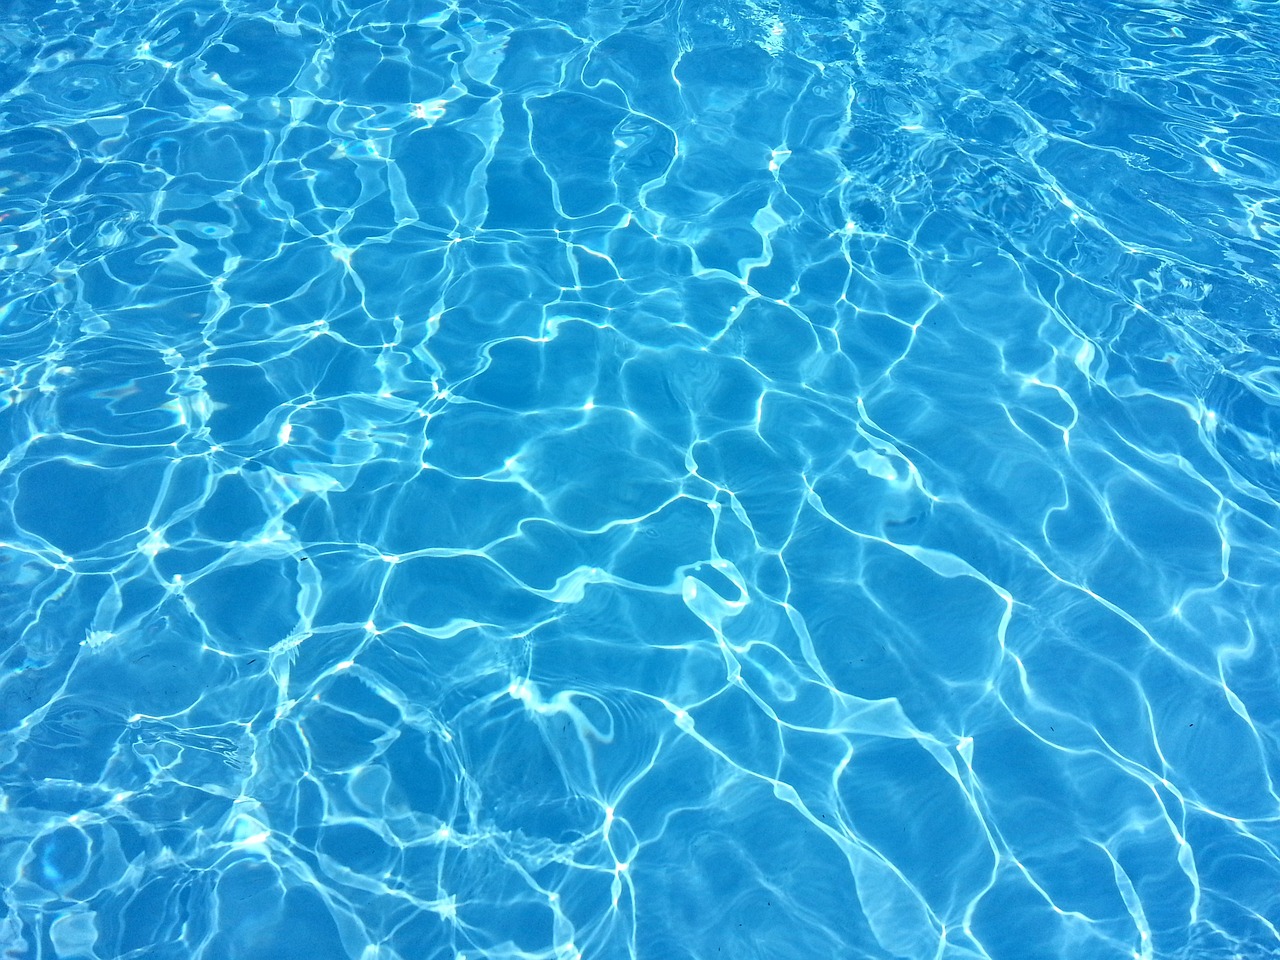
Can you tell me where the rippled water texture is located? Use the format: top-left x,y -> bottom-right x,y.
2,1 -> 1280,958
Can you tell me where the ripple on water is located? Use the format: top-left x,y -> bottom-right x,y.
24,57 -> 162,118
1,2 -> 1279,960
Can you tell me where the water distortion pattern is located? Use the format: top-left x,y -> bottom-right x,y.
1,1 -> 1279,958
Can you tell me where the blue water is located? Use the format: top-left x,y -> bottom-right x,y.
2,0 -> 1279,958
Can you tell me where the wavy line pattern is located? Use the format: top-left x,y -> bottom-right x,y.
1,1 -> 1278,958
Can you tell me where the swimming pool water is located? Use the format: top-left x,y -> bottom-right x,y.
2,1 -> 1279,958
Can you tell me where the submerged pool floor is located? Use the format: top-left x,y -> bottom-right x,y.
2,1 -> 1280,958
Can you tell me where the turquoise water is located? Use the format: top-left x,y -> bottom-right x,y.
2,1 -> 1280,958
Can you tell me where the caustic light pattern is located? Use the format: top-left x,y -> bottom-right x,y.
1,1 -> 1280,959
